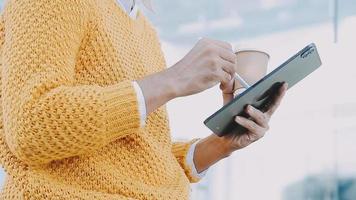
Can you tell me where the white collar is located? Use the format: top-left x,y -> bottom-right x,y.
116,0 -> 138,19
116,0 -> 134,13
116,0 -> 154,13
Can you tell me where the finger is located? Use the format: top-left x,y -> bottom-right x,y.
219,76 -> 235,92
245,105 -> 270,128
217,69 -> 232,86
235,116 -> 265,136
266,82 -> 288,116
218,47 -> 237,64
220,59 -> 236,77
220,77 -> 235,103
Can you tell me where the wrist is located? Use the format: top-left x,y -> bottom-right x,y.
208,134 -> 234,158
194,134 -> 233,172
136,69 -> 177,114
160,67 -> 180,99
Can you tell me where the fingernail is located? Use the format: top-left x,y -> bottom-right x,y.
235,116 -> 241,121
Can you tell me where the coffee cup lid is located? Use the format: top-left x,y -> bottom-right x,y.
234,44 -> 270,58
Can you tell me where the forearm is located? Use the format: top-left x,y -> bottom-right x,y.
137,67 -> 178,115
194,134 -> 233,173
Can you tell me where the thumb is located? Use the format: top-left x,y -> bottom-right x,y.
219,77 -> 235,93
220,78 -> 235,105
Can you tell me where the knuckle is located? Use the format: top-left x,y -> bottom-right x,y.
205,44 -> 216,55
242,120 -> 249,127
248,135 -> 255,142
221,75 -> 227,83
251,133 -> 261,141
223,75 -> 230,83
203,74 -> 215,83
230,61 -> 237,68
211,72 -> 220,81
226,64 -> 235,73
208,57 -> 220,67
257,115 -> 264,123
262,114 -> 269,122
249,122 -> 257,130
220,40 -> 232,49
258,132 -> 265,139
213,57 -> 221,66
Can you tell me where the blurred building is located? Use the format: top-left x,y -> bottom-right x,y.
283,175 -> 356,200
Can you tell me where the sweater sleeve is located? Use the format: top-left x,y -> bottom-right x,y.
172,139 -> 202,183
1,0 -> 141,165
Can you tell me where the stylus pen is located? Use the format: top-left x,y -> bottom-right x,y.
234,73 -> 250,89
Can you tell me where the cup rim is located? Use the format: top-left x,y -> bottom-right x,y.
234,48 -> 270,59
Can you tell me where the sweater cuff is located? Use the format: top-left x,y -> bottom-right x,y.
103,80 -> 141,140
172,139 -> 201,183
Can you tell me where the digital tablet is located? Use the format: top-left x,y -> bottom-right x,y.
204,43 -> 322,136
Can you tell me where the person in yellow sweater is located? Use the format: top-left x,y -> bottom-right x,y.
0,0 -> 287,199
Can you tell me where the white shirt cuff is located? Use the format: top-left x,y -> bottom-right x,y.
186,140 -> 208,179
132,81 -> 147,127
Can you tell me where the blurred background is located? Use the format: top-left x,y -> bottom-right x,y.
1,0 -> 356,199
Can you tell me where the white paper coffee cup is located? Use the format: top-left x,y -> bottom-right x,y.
233,45 -> 270,94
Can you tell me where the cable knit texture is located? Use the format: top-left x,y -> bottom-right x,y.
0,0 -> 200,199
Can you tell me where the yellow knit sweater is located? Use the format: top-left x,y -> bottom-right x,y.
0,0 -> 200,199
